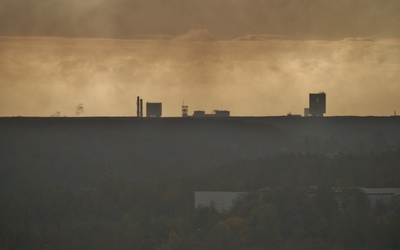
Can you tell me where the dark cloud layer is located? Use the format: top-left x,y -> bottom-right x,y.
1,0 -> 399,39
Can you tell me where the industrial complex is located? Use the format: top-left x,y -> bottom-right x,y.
136,92 -> 326,118
136,96 -> 162,118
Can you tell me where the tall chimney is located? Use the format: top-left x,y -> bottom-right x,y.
140,99 -> 143,117
137,96 -> 140,117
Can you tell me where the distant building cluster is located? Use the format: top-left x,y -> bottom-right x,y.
192,109 -> 230,117
182,103 -> 230,118
135,96 -> 231,118
136,92 -> 327,118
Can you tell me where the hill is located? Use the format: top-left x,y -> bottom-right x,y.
1,116 -> 399,190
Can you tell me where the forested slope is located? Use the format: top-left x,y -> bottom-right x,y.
1,116 -> 399,190
1,151 -> 400,249
1,117 -> 400,249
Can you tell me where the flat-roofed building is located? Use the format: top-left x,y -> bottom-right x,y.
195,191 -> 243,212
214,110 -> 230,117
309,92 -> 326,116
193,110 -> 206,117
361,187 -> 400,207
146,102 -> 162,117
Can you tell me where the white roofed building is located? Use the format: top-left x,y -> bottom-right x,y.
194,191 -> 244,212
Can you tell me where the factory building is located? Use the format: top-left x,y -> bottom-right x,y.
214,110 -> 230,117
193,110 -> 206,117
146,102 -> 162,117
192,110 -> 230,117
308,92 -> 326,116
136,96 -> 162,117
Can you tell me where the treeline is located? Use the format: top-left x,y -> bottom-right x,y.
3,117 -> 400,192
188,186 -> 400,250
1,150 -> 400,249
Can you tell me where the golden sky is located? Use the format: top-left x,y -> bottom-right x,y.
0,0 -> 399,116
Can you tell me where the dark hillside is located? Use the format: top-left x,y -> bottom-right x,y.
1,117 -> 400,249
1,116 -> 399,191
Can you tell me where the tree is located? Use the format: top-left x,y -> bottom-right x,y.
247,204 -> 281,247
209,216 -> 248,250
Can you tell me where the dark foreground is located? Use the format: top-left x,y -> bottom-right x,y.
1,116 -> 400,249
1,116 -> 399,190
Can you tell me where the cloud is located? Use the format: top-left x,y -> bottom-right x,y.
0,37 -> 399,117
174,29 -> 215,41
342,37 -> 375,42
232,34 -> 289,41
129,34 -> 174,40
2,0 -> 399,40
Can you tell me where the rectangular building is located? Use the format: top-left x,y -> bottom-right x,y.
309,92 -> 326,116
214,110 -> 230,117
195,191 -> 243,212
146,102 -> 162,117
193,110 -> 206,117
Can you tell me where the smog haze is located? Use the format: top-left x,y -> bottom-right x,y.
1,0 -> 399,116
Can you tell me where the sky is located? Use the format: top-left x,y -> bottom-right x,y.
0,0 -> 399,117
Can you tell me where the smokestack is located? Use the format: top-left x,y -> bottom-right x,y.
140,99 -> 143,117
137,96 -> 140,117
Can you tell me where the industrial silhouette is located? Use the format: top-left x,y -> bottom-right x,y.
146,102 -> 162,117
136,92 -> 327,118
136,96 -> 143,117
305,92 -> 326,117
137,96 -> 162,117
181,103 -> 188,117
177,92 -> 325,118
192,110 -> 230,117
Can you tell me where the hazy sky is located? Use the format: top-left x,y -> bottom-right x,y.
2,0 -> 400,39
0,0 -> 399,116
